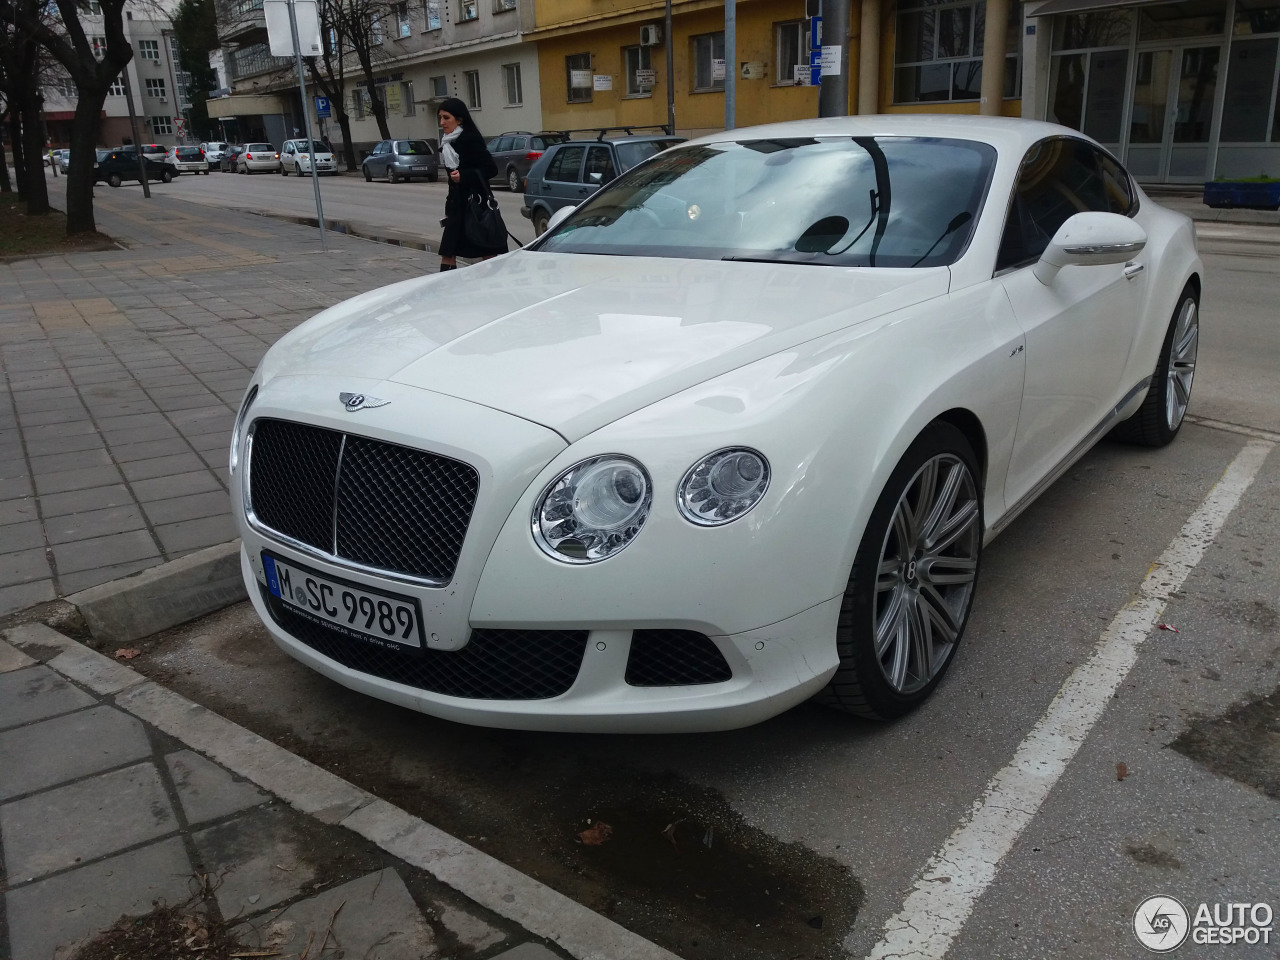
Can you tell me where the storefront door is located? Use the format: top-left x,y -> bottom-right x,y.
1126,43 -> 1222,181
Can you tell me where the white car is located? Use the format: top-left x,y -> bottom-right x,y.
230,116 -> 1202,733
201,141 -> 231,169
237,143 -> 279,174
280,138 -> 336,176
53,148 -> 71,173
167,145 -> 209,174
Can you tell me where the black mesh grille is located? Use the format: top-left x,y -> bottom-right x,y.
248,419 -> 479,582
261,585 -> 588,699
626,630 -> 733,686
249,420 -> 343,552
336,435 -> 478,581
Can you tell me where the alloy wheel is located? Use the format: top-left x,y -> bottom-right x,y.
1165,297 -> 1198,432
873,452 -> 981,695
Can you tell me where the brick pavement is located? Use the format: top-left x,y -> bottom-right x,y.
0,190 -> 439,615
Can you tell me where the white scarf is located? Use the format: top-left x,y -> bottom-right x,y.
439,126 -> 463,169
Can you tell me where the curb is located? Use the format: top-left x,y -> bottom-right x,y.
67,541 -> 247,645
2,622 -> 683,960
243,208 -> 444,254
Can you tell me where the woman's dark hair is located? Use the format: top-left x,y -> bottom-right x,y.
437,97 -> 486,153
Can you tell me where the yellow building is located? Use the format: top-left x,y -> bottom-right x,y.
526,0 -> 1023,139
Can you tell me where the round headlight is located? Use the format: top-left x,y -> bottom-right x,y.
533,455 -> 653,564
677,448 -> 770,526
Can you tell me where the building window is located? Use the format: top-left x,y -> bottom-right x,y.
494,0 -> 516,10
393,2 -> 411,36
693,32 -> 726,91
402,81 -> 416,115
460,0 -> 477,21
776,20 -> 811,85
1047,11 -> 1134,144
371,15 -> 383,44
107,76 -> 126,96
566,51 -> 592,102
465,69 -> 481,108
623,45 -> 653,96
138,39 -> 160,61
352,87 -> 371,118
430,74 -> 448,97
91,35 -> 107,59
501,63 -> 522,105
894,0 -> 1020,104
87,0 -> 102,13
145,77 -> 167,98
151,115 -> 173,135
423,0 -> 440,29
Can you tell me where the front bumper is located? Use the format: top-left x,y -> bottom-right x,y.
232,377 -> 842,732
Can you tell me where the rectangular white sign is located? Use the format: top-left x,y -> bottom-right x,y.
593,74 -> 613,91
263,0 -> 322,57
819,44 -> 842,76
712,58 -> 726,81
635,68 -> 657,87
570,69 -> 592,88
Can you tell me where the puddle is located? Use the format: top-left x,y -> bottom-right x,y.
1170,684 -> 1280,800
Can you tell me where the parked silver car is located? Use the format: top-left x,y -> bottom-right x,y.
238,143 -> 279,174
361,139 -> 438,183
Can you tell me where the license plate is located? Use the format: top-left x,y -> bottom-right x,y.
413,166 -> 428,171
263,552 -> 423,649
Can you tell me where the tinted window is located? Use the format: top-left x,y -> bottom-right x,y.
531,137 -> 550,150
247,143 -> 274,151
585,145 -> 616,182
545,145 -> 585,182
537,136 -> 996,268
998,138 -> 1117,270
176,147 -> 202,157
1098,151 -> 1136,215
615,139 -> 683,170
498,137 -> 517,152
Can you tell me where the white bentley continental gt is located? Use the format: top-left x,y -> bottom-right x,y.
231,116 -> 1202,733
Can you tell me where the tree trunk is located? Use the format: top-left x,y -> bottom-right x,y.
20,86 -> 50,214
370,90 -> 389,140
336,111 -> 356,171
8,110 -> 27,201
0,112 -> 13,193
64,90 -> 107,234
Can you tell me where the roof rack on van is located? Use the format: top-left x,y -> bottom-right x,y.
552,124 -> 674,140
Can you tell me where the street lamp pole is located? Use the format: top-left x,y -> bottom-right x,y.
120,68 -> 151,199
285,0 -> 327,252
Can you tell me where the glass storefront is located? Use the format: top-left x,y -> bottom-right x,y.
1044,0 -> 1280,181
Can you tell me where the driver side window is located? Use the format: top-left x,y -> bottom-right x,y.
997,138 -> 1117,272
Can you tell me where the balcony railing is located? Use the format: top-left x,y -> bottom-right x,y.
227,41 -> 292,80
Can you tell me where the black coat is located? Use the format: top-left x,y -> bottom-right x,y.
439,129 -> 506,259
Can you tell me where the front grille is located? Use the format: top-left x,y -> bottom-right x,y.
626,630 -> 733,686
248,419 -> 479,582
261,586 -> 588,699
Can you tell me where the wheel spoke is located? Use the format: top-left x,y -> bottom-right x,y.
877,557 -> 901,592
918,582 -> 962,644
920,461 -> 964,547
906,593 -> 932,687
926,498 -> 980,557
875,585 -> 907,658
884,599 -> 911,689
920,555 -> 977,587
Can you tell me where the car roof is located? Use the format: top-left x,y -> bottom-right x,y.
679,114 -> 1091,156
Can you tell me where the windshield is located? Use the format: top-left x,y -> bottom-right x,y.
395,140 -> 431,155
296,139 -> 327,152
536,136 -> 996,268
247,143 -> 274,152
176,147 -> 202,157
615,139 -> 683,170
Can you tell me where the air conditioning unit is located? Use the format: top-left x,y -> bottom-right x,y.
159,96 -> 167,102
640,24 -> 661,46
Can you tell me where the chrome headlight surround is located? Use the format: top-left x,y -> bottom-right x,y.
677,448 -> 771,526
228,384 -> 258,476
532,455 -> 653,564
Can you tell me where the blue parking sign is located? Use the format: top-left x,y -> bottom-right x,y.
315,96 -> 331,118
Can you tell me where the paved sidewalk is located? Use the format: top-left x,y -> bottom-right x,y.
0,191 -> 438,615
0,624 -> 677,960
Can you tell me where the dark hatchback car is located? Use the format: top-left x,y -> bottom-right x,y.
219,145 -> 245,173
486,131 -> 569,192
95,149 -> 173,187
521,134 -> 684,234
362,139 -> 438,183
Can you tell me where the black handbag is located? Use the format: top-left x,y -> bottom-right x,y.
463,186 -> 509,249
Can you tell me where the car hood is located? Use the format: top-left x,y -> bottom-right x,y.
264,251 -> 950,441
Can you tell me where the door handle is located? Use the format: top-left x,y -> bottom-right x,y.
1124,261 -> 1145,279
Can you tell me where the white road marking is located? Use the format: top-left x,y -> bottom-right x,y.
863,439 -> 1274,960
1185,415 -> 1280,444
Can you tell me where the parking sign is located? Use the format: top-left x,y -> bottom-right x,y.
315,96 -> 331,118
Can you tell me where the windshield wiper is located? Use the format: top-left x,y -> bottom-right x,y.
721,255 -> 828,265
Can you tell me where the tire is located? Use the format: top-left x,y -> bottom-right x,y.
818,421 -> 983,719
363,166 -> 373,183
107,173 -> 122,188
1110,282 -> 1199,447
532,208 -> 550,236
389,168 -> 400,184
160,169 -> 173,183
281,164 -> 288,176
507,167 -> 521,192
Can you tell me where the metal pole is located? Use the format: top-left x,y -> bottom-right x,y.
857,0 -> 881,114
664,0 -> 674,134
120,69 -> 151,199
818,0 -> 850,117
286,0 -> 327,252
724,0 -> 735,130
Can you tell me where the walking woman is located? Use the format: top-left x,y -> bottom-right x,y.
437,97 -> 506,271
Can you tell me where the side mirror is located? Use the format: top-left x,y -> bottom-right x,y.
1034,212 -> 1147,285
546,205 -> 576,232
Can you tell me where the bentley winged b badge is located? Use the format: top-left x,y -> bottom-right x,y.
340,392 -> 391,412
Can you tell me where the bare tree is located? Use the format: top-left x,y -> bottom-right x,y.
336,0 -> 391,140
0,0 -> 135,233
307,0 -> 358,170
0,5 -> 52,212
